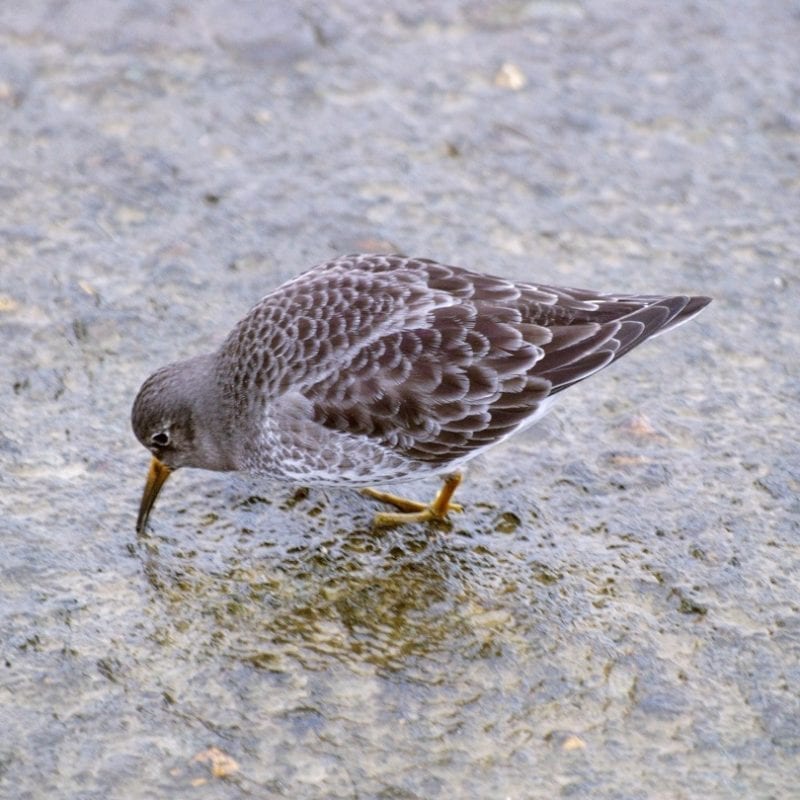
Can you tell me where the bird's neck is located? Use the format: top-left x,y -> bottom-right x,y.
180,353 -> 240,472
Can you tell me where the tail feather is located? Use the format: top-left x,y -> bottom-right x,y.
539,295 -> 711,394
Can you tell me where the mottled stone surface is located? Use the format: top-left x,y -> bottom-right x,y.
1,1 -> 798,798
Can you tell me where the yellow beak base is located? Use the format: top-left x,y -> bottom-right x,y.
136,457 -> 172,533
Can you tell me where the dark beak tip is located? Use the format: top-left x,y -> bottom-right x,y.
135,507 -> 149,535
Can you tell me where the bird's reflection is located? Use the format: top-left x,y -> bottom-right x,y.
135,480 -> 547,674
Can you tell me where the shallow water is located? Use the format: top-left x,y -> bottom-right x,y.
2,0 -> 799,797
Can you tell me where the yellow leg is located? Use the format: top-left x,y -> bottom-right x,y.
363,473 -> 464,527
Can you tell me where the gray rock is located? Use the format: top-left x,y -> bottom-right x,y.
0,0 -> 798,798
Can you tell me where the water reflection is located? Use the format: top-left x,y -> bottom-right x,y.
136,484 -> 554,675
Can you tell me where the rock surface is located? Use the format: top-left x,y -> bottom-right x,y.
1,1 -> 798,797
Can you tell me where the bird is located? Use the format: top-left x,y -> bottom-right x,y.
131,253 -> 710,532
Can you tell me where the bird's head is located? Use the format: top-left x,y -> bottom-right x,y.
131,354 -> 230,532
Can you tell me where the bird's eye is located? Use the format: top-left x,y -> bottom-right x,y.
151,431 -> 170,447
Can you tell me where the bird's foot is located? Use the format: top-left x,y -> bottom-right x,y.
363,473 -> 463,528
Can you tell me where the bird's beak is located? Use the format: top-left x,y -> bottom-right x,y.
136,457 -> 172,533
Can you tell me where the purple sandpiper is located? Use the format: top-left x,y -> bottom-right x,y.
132,254 -> 710,530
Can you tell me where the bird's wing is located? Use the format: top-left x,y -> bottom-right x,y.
296,255 -> 709,465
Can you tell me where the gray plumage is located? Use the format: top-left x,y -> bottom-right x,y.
132,254 -> 710,527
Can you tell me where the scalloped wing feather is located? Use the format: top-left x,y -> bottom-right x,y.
266,255 -> 712,467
